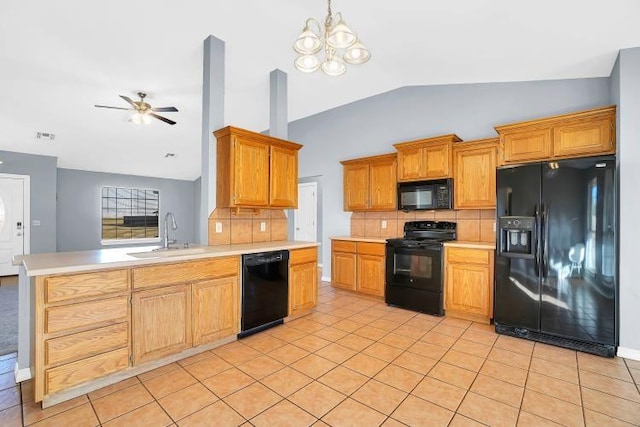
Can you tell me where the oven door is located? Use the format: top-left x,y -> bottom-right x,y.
385,243 -> 442,292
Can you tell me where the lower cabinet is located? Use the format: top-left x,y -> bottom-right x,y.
331,239 -> 385,297
192,277 -> 239,346
289,247 -> 318,316
444,247 -> 494,324
132,284 -> 192,365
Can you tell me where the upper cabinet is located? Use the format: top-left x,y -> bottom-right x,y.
394,134 -> 462,182
453,138 -> 498,209
215,126 -> 302,210
495,106 -> 615,165
341,153 -> 397,211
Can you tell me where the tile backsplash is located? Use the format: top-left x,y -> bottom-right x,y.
350,210 -> 496,243
208,208 -> 288,245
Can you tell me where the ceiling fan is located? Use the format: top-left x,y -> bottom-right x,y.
95,92 -> 178,125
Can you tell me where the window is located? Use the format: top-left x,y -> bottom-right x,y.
101,187 -> 159,244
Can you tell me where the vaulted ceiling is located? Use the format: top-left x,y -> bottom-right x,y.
1,0 -> 639,180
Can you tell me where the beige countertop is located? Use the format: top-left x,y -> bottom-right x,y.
330,236 -> 389,244
15,241 -> 320,277
444,241 -> 496,250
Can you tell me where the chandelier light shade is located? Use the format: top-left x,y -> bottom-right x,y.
293,0 -> 370,76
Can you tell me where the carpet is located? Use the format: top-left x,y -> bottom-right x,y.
0,280 -> 18,356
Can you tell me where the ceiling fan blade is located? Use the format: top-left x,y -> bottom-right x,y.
95,105 -> 132,110
119,95 -> 137,108
152,106 -> 178,112
149,112 -> 176,125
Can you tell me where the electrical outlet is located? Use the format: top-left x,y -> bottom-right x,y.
381,220 -> 387,229
493,221 -> 496,232
32,220 -> 41,226
260,221 -> 266,232
215,222 -> 223,233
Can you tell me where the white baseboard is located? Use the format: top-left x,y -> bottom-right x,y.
617,346 -> 640,361
321,276 -> 331,282
14,363 -> 33,382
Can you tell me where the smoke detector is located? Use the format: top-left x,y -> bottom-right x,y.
36,132 -> 55,141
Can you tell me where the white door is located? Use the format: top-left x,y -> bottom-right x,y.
0,177 -> 26,276
294,182 -> 318,242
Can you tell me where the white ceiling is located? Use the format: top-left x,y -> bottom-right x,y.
1,0 -> 639,180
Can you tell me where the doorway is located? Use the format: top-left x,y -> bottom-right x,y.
294,182 -> 318,242
0,174 -> 29,276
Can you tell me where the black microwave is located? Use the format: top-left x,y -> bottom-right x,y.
397,179 -> 453,211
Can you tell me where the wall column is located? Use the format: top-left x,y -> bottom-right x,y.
199,35 -> 225,244
269,69 -> 288,139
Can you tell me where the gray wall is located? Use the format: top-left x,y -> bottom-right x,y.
289,78 -> 611,278
57,168 -> 197,252
0,151 -> 57,254
616,47 -> 640,355
193,177 -> 202,244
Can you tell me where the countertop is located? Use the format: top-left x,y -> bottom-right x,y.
444,241 -> 496,250
15,241 -> 320,277
330,236 -> 389,244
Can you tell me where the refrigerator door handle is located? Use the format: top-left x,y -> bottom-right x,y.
541,204 -> 549,279
534,204 -> 540,276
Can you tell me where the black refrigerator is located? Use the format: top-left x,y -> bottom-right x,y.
494,155 -> 617,357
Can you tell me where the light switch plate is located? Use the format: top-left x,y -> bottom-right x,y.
260,221 -> 266,232
215,222 -> 222,233
32,220 -> 41,226
381,220 -> 387,229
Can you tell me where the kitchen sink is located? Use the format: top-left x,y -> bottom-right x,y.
127,246 -> 209,259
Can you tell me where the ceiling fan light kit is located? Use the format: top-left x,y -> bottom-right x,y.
95,92 -> 179,125
294,0 -> 370,76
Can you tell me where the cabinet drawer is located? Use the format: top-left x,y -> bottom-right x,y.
332,240 -> 357,253
45,296 -> 128,334
357,242 -> 385,256
290,247 -> 317,266
132,257 -> 239,289
45,322 -> 128,367
45,347 -> 129,396
45,269 -> 128,303
446,248 -> 490,265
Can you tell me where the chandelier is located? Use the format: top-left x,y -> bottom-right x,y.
293,0 -> 371,76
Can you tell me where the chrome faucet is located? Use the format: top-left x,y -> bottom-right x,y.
163,212 -> 178,249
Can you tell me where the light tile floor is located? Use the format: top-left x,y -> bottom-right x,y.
1,281 -> 640,426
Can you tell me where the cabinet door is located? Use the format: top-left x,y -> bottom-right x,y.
344,163 -> 370,211
397,147 -> 424,182
356,254 -> 385,297
454,147 -> 497,209
192,277 -> 238,346
369,158 -> 397,210
270,145 -> 298,208
553,116 -> 614,158
423,143 -> 451,178
233,136 -> 270,206
445,263 -> 491,317
502,128 -> 552,164
132,284 -> 192,365
331,252 -> 357,290
289,262 -> 318,316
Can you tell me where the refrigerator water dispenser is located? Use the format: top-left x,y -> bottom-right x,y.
498,216 -> 535,259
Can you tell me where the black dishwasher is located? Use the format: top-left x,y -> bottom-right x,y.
239,250 -> 289,338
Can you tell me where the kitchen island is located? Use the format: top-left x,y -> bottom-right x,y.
14,241 -> 319,407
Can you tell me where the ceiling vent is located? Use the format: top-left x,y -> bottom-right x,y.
36,132 -> 55,141
164,153 -> 176,158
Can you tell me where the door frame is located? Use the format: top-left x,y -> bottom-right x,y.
294,181 -> 318,242
0,173 -> 31,259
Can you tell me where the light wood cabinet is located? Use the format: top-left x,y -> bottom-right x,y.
394,134 -> 462,182
331,240 -> 385,297
453,138 -> 498,209
34,268 -> 130,402
341,153 -> 397,211
132,284 -> 192,365
215,126 -> 303,210
496,106 -> 616,164
289,247 -> 318,317
444,247 -> 494,324
192,277 -> 238,346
